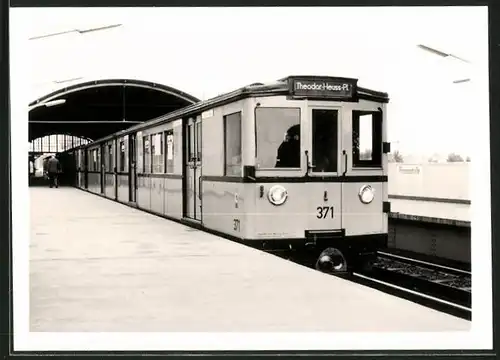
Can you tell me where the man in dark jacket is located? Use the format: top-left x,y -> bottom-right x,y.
275,124 -> 301,168
44,155 -> 62,188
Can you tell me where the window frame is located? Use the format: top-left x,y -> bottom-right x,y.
352,109 -> 383,169
254,106 -> 302,171
223,111 -> 243,177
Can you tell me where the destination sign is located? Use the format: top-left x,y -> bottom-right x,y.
288,77 -> 357,99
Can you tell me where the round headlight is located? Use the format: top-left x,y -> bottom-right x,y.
358,185 -> 375,204
267,185 -> 288,206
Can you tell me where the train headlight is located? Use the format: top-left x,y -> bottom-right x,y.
358,185 -> 375,204
267,185 -> 288,206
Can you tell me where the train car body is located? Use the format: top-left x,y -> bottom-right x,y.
68,75 -> 391,273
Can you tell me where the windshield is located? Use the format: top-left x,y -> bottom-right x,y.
255,107 -> 301,169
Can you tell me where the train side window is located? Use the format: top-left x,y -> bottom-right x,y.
224,112 -> 242,176
151,133 -> 164,173
119,141 -> 125,172
143,135 -> 151,173
103,146 -> 107,171
196,122 -> 202,162
165,130 -> 174,173
96,148 -> 101,170
107,144 -> 113,172
90,150 -> 95,171
255,107 -> 301,169
352,110 -> 382,168
187,123 -> 195,162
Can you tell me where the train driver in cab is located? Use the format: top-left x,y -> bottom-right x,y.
275,124 -> 300,168
313,130 -> 337,173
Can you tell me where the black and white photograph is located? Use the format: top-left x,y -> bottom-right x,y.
3,4 -> 495,354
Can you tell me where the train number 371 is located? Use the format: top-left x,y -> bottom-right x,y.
316,206 -> 334,219
233,219 -> 241,232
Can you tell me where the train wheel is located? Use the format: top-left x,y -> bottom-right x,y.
315,247 -> 348,274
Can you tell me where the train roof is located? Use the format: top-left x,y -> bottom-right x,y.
77,75 -> 389,147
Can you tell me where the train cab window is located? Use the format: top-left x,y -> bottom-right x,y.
255,107 -> 301,169
312,109 -> 338,173
143,136 -> 151,173
352,110 -> 383,168
151,133 -> 164,173
224,112 -> 242,176
119,141 -> 125,172
165,130 -> 174,173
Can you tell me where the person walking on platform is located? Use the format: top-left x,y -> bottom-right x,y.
44,155 -> 62,188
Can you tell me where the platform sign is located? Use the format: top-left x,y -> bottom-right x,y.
288,76 -> 357,100
398,165 -> 421,174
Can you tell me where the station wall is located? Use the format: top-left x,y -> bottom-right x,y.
388,163 -> 470,201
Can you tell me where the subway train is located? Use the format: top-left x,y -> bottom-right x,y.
65,75 -> 392,273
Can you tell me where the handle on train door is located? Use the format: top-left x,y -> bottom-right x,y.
198,176 -> 202,200
304,150 -> 315,176
342,150 -> 348,176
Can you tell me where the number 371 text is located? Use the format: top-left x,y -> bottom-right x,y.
316,206 -> 334,219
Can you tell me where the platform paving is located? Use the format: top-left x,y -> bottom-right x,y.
30,187 -> 470,332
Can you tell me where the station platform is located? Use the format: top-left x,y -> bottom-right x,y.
387,163 -> 470,227
30,187 -> 469,332
389,195 -> 470,227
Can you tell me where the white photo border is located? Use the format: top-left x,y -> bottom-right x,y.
10,6 -> 493,352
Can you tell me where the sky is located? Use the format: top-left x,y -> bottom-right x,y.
11,6 -> 489,158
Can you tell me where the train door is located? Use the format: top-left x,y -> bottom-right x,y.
129,134 -> 137,203
341,107 -> 385,236
184,116 -> 202,221
194,116 -> 202,221
306,106 -> 343,231
100,144 -> 105,194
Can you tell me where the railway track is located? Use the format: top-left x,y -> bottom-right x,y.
278,249 -> 472,320
351,251 -> 471,320
349,271 -> 471,320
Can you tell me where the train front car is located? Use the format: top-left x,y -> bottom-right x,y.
243,76 -> 390,274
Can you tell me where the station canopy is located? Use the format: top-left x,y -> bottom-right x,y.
28,78 -> 200,142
